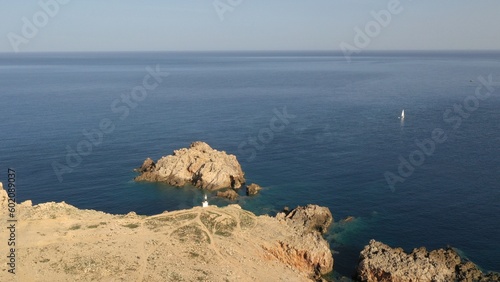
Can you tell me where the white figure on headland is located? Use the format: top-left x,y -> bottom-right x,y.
202,194 -> 209,208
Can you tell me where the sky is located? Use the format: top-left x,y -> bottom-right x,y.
1,0 -> 499,52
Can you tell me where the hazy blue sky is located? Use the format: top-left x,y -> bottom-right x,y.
1,0 -> 499,52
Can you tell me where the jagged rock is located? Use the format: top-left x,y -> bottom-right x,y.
20,200 -> 33,207
277,204 -> 333,234
456,261 -> 500,281
216,189 -> 238,200
135,142 -> 245,190
357,239 -> 500,282
246,183 -> 262,196
136,157 -> 155,173
272,204 -> 334,277
263,231 -> 333,277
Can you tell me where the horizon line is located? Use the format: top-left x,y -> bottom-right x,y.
0,49 -> 499,55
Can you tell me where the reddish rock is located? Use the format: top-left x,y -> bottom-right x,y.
272,204 -> 334,277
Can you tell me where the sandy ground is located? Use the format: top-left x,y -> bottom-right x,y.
0,184 -> 315,281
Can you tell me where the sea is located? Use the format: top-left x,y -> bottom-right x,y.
1,51 -> 499,278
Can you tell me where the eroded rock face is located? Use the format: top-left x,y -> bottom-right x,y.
135,142 -> 245,190
137,157 -> 155,173
357,239 -> 500,282
272,205 -> 334,277
277,204 -> 333,234
263,231 -> 333,277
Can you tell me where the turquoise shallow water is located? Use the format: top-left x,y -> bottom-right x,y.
0,51 -> 499,277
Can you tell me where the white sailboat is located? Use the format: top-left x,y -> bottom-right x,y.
400,109 -> 405,119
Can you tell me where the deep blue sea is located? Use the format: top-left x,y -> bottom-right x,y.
1,51 -> 499,278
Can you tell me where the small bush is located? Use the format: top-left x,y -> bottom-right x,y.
123,223 -> 139,229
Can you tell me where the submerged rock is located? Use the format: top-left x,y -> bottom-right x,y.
246,183 -> 262,196
357,239 -> 500,282
341,216 -> 355,223
135,141 -> 245,190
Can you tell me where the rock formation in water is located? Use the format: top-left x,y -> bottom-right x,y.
135,141 -> 246,190
216,189 -> 239,200
357,239 -> 500,282
246,183 -> 262,196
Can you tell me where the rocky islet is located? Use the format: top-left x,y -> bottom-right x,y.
135,141 -> 246,191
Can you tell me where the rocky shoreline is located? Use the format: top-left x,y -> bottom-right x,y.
357,240 -> 499,282
0,182 -> 331,281
2,142 -> 499,281
1,181 -> 499,281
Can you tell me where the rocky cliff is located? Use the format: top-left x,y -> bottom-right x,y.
0,183 -> 332,281
271,205 -> 334,277
357,239 -> 500,282
135,141 -> 246,190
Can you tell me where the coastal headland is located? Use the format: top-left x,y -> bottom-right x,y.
1,142 -> 498,281
0,182 -> 332,281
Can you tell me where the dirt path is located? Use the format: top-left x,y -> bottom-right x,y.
0,194 -> 314,282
